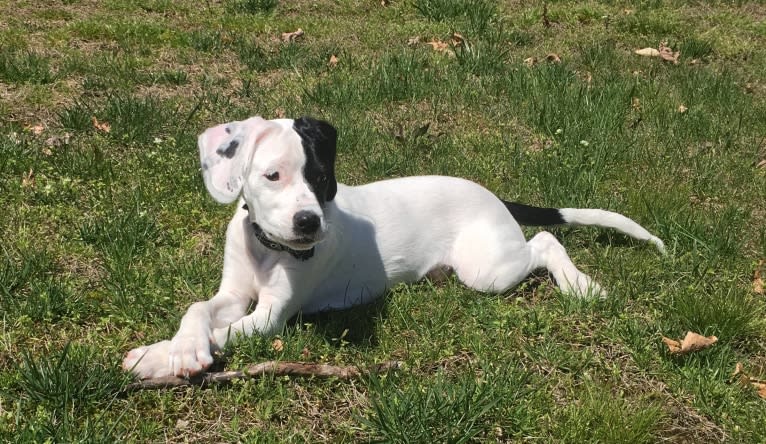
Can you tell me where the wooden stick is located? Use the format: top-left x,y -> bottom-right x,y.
125,360 -> 402,392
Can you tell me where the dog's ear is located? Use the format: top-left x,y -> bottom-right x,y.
198,117 -> 275,204
293,117 -> 338,203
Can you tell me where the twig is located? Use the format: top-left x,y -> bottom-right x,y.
125,360 -> 402,392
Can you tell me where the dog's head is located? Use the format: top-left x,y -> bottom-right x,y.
198,116 -> 337,250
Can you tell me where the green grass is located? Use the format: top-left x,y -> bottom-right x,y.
1,0 -> 766,442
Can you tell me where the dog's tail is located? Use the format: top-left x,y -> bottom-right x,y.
503,201 -> 666,254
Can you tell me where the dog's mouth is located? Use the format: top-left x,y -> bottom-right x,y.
260,229 -> 324,251
283,237 -> 319,250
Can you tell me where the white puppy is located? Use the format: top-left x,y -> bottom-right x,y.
123,116 -> 665,379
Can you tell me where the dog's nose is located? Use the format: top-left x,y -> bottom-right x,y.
293,211 -> 321,235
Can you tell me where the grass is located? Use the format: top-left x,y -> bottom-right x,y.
1,0 -> 766,442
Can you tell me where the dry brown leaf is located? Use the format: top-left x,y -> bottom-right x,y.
407,36 -> 420,46
274,108 -> 286,118
281,28 -> 304,43
635,47 -> 660,57
523,57 -> 537,67
451,32 -> 465,48
328,54 -> 339,67
26,124 -> 45,135
756,159 -> 766,169
730,363 -> 766,399
632,97 -> 641,111
45,132 -> 71,148
678,104 -> 688,113
426,39 -> 449,51
272,338 -> 284,352
733,362 -> 744,378
753,259 -> 764,294
426,39 -> 454,57
546,53 -> 561,63
21,169 -> 35,188
663,331 -> 718,355
661,336 -> 682,353
92,116 -> 111,133
659,42 -> 680,64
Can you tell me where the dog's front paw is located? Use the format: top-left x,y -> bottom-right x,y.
123,340 -> 173,379
168,333 -> 214,378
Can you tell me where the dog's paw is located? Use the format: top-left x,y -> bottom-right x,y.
168,333 -> 214,378
123,340 -> 173,379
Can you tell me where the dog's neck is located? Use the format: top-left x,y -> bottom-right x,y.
243,204 -> 314,261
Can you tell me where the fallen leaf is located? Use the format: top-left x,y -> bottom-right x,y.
753,259 -> 764,294
451,32 -> 465,48
662,331 -> 718,355
281,28 -> 304,43
756,159 -> 766,169
272,338 -> 284,352
659,41 -> 680,64
546,53 -> 561,63
175,419 -> 189,429
407,36 -> 420,46
632,97 -> 641,111
678,104 -> 688,113
328,54 -> 339,67
91,116 -> 111,133
274,108 -> 286,118
733,362 -> 744,378
25,124 -> 45,135
21,169 -> 35,188
426,39 -> 449,52
45,132 -> 71,148
730,363 -> 766,399
523,56 -> 537,67
426,39 -> 454,57
635,47 -> 660,57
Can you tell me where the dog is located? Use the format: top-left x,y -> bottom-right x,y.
123,116 -> 665,379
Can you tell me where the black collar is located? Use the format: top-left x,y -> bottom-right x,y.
243,204 -> 315,261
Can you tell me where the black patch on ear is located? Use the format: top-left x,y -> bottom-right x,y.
293,116 -> 338,204
217,139 -> 239,158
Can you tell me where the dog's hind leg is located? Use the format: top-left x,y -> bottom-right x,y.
450,223 -> 603,297
526,231 -> 604,297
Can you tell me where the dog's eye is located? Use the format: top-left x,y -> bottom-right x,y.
264,171 -> 280,182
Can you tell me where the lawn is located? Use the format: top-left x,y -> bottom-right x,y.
1,0 -> 765,442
